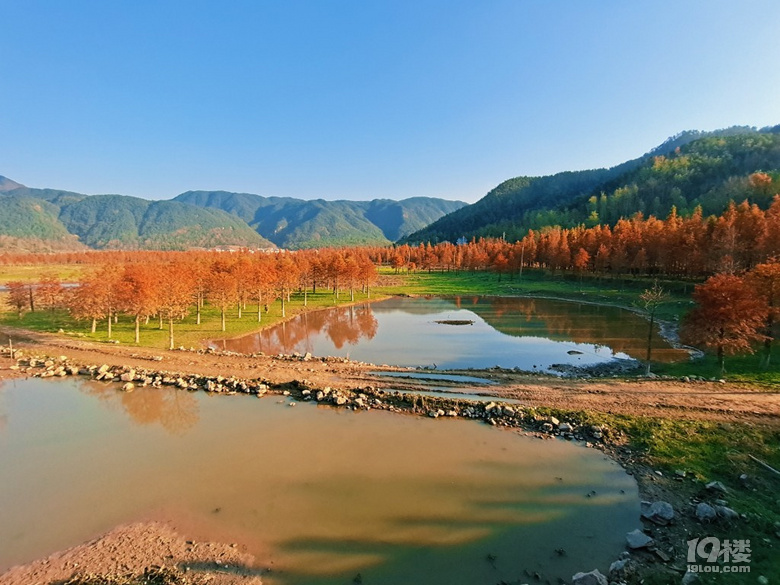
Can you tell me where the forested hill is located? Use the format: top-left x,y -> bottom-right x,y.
402,125 -> 780,244
173,191 -> 466,249
0,176 -> 465,251
0,182 -> 273,251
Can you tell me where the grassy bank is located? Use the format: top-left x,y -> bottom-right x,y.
528,405 -> 780,584
380,267 -> 695,320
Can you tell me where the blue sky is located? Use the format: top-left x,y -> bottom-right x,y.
1,1 -> 779,203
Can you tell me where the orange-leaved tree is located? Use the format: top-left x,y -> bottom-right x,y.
6,281 -> 28,319
156,263 -> 194,350
681,274 -> 768,374
745,260 -> 780,367
119,264 -> 160,344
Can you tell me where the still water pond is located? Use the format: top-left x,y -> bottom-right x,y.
0,378 -> 638,584
219,296 -> 687,371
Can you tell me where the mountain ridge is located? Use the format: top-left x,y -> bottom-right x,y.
0,177 -> 466,251
402,125 -> 780,244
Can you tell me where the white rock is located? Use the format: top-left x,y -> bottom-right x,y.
571,569 -> 608,585
626,529 -> 653,549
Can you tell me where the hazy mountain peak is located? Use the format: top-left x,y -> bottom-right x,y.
0,175 -> 25,192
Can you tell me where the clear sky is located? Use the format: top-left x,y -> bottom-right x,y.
1,1 -> 779,203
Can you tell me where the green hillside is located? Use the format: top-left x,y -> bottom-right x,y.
403,125 -> 779,244
174,191 -> 466,248
0,195 -> 77,241
0,184 -> 273,251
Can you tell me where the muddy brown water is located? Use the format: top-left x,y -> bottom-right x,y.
216,296 -> 688,371
0,378 -> 639,584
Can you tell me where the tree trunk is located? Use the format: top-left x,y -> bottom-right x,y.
91,318 -> 97,333
107,309 -> 112,339
304,289 -> 308,307
221,307 -> 226,332
350,287 -> 354,302
159,314 -> 164,329
645,311 -> 655,375
237,303 -> 242,319
257,293 -> 263,322
28,286 -> 35,312
135,315 -> 140,344
169,316 -> 175,350
281,296 -> 286,318
761,314 -> 774,368
196,298 -> 201,325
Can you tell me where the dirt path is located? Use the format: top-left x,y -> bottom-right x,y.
3,325 -> 778,423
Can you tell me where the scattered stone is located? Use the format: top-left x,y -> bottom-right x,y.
715,505 -> 739,521
558,422 -> 573,433
626,529 -> 653,549
608,558 -> 635,581
757,577 -> 769,585
681,571 -> 699,585
571,569 -> 608,585
706,480 -> 728,494
641,501 -> 675,525
121,383 -> 134,392
695,502 -> 717,523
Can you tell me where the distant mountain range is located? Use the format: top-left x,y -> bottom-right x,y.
0,180 -> 466,251
173,191 -> 465,249
403,125 -> 780,244
3,124 -> 778,252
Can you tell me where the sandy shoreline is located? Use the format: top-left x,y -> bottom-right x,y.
0,522 -> 262,585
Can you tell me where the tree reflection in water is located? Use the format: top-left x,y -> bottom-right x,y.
228,303 -> 378,355
80,381 -> 199,435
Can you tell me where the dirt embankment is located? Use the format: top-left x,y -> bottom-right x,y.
2,325 -> 778,423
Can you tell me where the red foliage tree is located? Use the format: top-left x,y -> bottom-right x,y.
681,274 -> 768,373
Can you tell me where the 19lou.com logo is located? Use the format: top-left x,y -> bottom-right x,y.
687,537 -> 751,573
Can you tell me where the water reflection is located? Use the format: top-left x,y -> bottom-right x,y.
219,296 -> 689,370
80,380 -> 200,435
219,304 -> 377,355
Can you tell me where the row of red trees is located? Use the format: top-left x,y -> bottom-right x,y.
5,249 -> 377,349
367,198 -> 780,277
